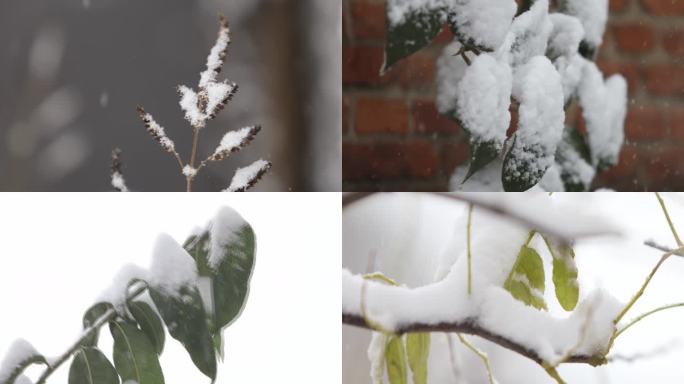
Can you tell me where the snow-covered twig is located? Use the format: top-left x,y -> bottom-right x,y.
110,148 -> 129,192
223,159 -> 272,192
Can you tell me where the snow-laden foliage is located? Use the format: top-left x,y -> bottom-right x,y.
389,0 -> 626,191
111,15 -> 270,192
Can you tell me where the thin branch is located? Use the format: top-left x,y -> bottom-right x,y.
614,302 -> 684,340
656,193 -> 682,246
35,283 -> 147,384
608,340 -> 680,363
187,127 -> 201,192
456,333 -> 495,384
342,313 -> 607,366
644,240 -> 684,257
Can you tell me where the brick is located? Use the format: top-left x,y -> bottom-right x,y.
663,28 -> 684,56
355,98 -> 409,134
644,147 -> 684,190
593,144 -> 642,190
441,138 -> 471,176
597,61 -> 639,93
394,52 -> 436,87
612,24 -> 655,53
351,0 -> 386,40
624,106 -> 668,140
641,0 -> 684,15
342,96 -> 351,134
412,100 -> 460,134
342,140 -> 438,180
643,64 -> 684,96
433,25 -> 454,44
669,109 -> 684,139
343,45 -> 386,85
610,0 -> 629,12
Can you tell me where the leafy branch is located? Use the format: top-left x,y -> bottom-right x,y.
111,15 -> 271,192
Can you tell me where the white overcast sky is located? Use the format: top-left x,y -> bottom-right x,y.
343,192 -> 684,384
0,193 -> 341,384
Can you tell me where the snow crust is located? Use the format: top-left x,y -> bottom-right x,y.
0,339 -> 39,383
455,54 -> 512,147
224,159 -> 271,192
207,206 -> 248,269
448,0 -> 517,50
561,0 -> 608,48
578,62 -> 627,166
436,41 -> 468,116
149,233 -> 198,296
342,208 -> 623,362
97,264 -> 148,311
506,56 -> 565,184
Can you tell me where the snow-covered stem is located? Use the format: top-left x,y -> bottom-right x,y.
136,106 -> 184,172
456,333 -> 495,384
614,302 -> 684,341
655,193 -> 682,246
644,240 -> 684,257
223,160 -> 272,192
35,283 -> 147,384
342,312 -> 607,366
110,148 -> 129,192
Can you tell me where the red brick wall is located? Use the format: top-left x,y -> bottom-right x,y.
342,0 -> 684,191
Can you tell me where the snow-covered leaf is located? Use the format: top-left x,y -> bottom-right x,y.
555,128 -> 595,191
503,245 -> 547,310
68,347 -> 119,384
0,339 -> 47,384
384,3 -> 445,71
149,285 -> 215,380
506,0 -> 553,67
559,0 -> 608,56
199,15 -> 231,88
183,207 -> 256,332
128,301 -> 165,356
406,333 -> 430,384
543,236 -> 579,311
503,56 -> 564,192
463,141 -> 500,183
110,321 -> 164,384
547,13 -> 584,60
82,302 -> 114,347
447,0 -> 517,52
385,336 -> 407,384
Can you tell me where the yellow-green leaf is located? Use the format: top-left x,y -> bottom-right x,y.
504,245 -> 547,310
543,236 -> 580,311
385,336 -> 407,384
406,333 -> 430,384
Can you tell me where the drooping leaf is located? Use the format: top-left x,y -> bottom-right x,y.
385,335 -> 407,384
0,340 -> 47,384
463,140 -> 500,183
543,236 -> 580,311
128,301 -> 165,355
383,5 -> 445,71
504,245 -> 547,310
82,303 -> 114,347
110,321 -> 164,384
406,333 -> 430,384
183,210 -> 256,332
68,347 -> 119,384
149,285 -> 216,381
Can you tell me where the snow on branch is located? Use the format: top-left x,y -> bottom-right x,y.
110,148 -> 129,192
136,106 -> 176,154
223,159 -> 272,192
199,14 -> 230,88
209,125 -> 261,162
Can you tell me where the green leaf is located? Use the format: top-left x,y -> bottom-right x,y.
0,341 -> 47,384
504,245 -> 547,310
149,285 -> 216,381
383,5 -> 444,71
128,301 -> 165,355
110,321 -> 164,384
68,347 -> 120,384
183,211 -> 256,332
82,303 -> 114,347
385,336 -> 407,384
463,140 -> 499,183
543,236 -> 580,311
406,333 -> 430,384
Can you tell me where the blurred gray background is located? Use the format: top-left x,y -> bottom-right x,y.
0,0 -> 341,191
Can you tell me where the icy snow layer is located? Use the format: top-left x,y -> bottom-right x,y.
455,54 -> 512,147
448,0 -> 517,50
342,208 -> 623,362
505,0 -> 553,67
436,41 -> 468,116
386,0 -> 449,25
224,159 -> 271,192
547,13 -> 585,59
561,0 -> 608,48
578,62 -> 627,167
207,206 -> 248,269
505,56 -> 565,188
149,233 -> 198,296
0,339 -> 39,383
97,264 -> 148,312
